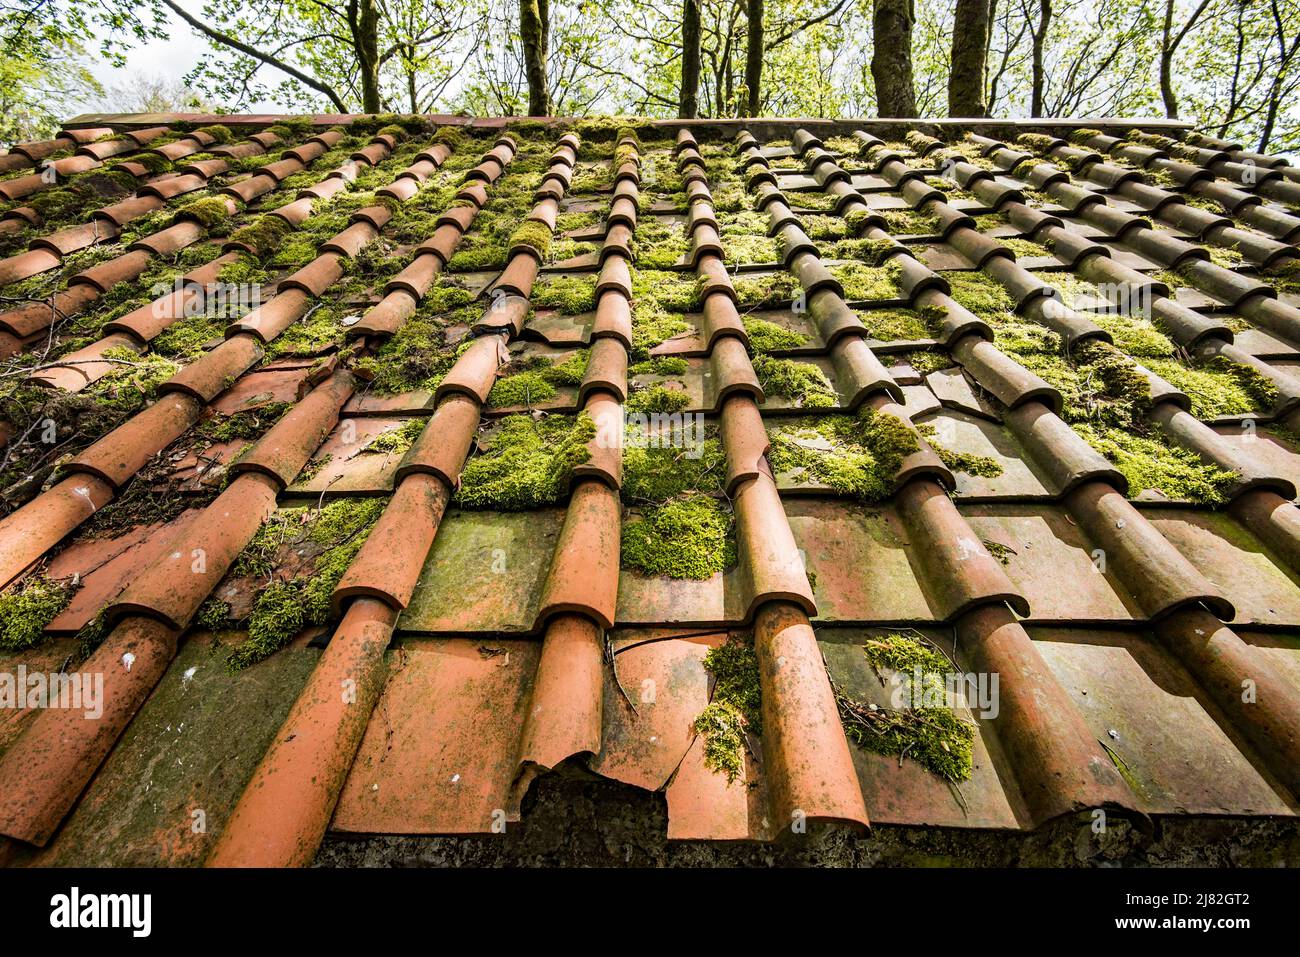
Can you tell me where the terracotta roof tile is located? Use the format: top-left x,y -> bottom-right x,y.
3,113 -> 1300,864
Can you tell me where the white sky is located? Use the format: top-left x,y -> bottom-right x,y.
78,0 -> 287,115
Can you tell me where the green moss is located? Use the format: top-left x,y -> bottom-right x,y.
633,268 -> 700,312
743,317 -> 806,352
801,214 -> 848,240
915,423 -> 1003,477
532,275 -> 598,314
767,410 -> 920,500
859,305 -> 942,341
625,384 -> 691,414
753,355 -> 837,407
947,271 -> 1016,315
621,438 -> 726,502
628,355 -> 688,377
487,352 -> 589,407
831,237 -> 901,265
227,498 -> 386,670
881,208 -> 941,236
363,418 -> 425,455
836,630 -> 974,782
509,219 -> 553,259
731,271 -> 801,307
632,216 -> 690,268
1070,128 -> 1103,144
621,495 -> 735,579
175,196 -> 235,233
197,402 -> 292,443
1144,355 -> 1276,418
456,413 -> 595,510
832,260 -> 902,300
1003,237 -> 1052,258
630,298 -> 692,359
693,634 -> 762,782
1072,422 -> 1235,504
0,575 -> 77,651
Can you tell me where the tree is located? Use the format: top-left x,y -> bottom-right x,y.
1028,0 -> 1050,116
871,0 -> 918,116
520,0 -> 551,114
745,0 -> 763,116
949,0 -> 991,115
1160,0 -> 1213,118
680,0 -> 702,117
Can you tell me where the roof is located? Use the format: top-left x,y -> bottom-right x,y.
0,112 -> 1299,866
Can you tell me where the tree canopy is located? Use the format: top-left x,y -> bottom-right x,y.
2,0 -> 1297,151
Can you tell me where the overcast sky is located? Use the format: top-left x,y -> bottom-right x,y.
81,0 -> 285,115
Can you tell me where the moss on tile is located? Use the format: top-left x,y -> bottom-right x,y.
1072,422 -> 1236,504
628,355 -> 688,377
753,355 -> 836,407
362,418 -> 425,455
830,237 -> 902,265
767,410 -> 919,500
621,495 -> 735,579
0,575 -> 78,652
836,630 -> 974,782
881,208 -> 941,236
693,634 -> 762,782
1003,237 -> 1052,258
830,260 -> 901,301
625,384 -> 691,414
743,317 -> 807,352
533,275 -> 598,314
947,271 -> 1017,315
632,216 -> 690,268
456,412 -> 595,510
731,271 -> 801,307
1144,355 -> 1276,417
915,423 -> 1004,477
621,437 -> 726,503
859,305 -> 942,341
227,497 -> 386,670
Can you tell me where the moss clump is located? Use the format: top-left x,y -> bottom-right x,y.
915,423 -> 1004,477
633,268 -> 701,311
693,634 -> 762,782
456,413 -> 595,510
622,437 -> 726,502
488,352 -> 589,407
947,271 -> 1017,315
196,402 -> 292,443
628,355 -> 688,377
509,219 -> 553,259
621,495 -> 735,579
767,410 -> 919,500
632,216 -> 691,268
227,498 -> 386,670
831,237 -> 902,265
0,575 -> 78,651
532,275 -> 598,314
859,305 -> 942,341
1144,355 -> 1276,418
448,244 -> 508,272
1072,422 -> 1235,503
176,197 -> 235,233
743,317 -> 806,352
832,260 -> 902,300
837,630 -> 975,782
625,384 -> 691,414
753,355 -> 836,407
1003,237 -> 1052,258
881,208 -> 941,236
630,298 -> 692,359
363,418 -> 425,455
731,271 -> 801,307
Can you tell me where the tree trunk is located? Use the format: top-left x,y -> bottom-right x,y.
1030,0 -> 1050,118
1160,0 -> 1178,118
520,0 -> 550,115
745,0 -> 763,117
948,0 -> 991,116
355,0 -> 382,112
871,0 -> 918,117
680,0 -> 702,118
